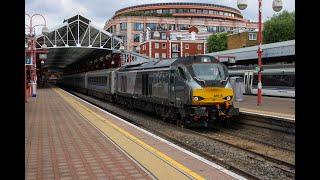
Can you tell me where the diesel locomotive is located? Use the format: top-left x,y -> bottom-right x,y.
60,55 -> 239,127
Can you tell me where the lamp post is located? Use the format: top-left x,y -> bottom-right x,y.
237,0 -> 283,106
25,13 -> 48,102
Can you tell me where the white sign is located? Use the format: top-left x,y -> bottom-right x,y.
39,54 -> 47,59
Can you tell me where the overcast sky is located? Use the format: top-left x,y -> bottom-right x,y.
26,0 -> 295,34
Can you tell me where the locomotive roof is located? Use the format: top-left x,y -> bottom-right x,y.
119,58 -> 176,71
119,55 -> 220,71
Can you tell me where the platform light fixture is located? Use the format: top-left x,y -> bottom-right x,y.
237,0 -> 283,105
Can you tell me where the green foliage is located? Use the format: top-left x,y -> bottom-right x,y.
263,10 -> 295,43
207,32 -> 228,53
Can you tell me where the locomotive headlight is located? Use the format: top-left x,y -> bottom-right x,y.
193,96 -> 204,101
223,96 -> 232,101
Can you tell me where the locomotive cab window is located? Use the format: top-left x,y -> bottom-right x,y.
178,67 -> 187,80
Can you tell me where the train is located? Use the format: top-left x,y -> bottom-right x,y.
59,55 -> 239,127
228,64 -> 295,98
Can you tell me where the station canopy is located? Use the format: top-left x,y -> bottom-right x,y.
35,15 -> 123,72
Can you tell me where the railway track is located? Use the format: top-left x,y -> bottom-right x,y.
62,88 -> 295,180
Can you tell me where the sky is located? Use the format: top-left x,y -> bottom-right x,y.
26,0 -> 295,34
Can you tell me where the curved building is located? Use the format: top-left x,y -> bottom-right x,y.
104,2 -> 258,51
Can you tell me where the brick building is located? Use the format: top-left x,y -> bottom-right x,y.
139,26 -> 207,59
104,2 -> 259,51
227,30 -> 259,50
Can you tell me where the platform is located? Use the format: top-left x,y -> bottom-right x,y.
25,87 -> 245,180
233,95 -> 295,121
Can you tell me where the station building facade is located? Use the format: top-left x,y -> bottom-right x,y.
104,2 -> 259,51
139,26 -> 208,59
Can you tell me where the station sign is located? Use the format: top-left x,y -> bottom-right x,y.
25,56 -> 32,65
39,54 -> 47,59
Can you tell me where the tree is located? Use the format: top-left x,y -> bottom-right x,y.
207,32 -> 228,53
263,10 -> 295,44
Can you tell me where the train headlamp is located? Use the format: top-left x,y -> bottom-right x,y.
223,96 -> 232,101
193,96 -> 204,101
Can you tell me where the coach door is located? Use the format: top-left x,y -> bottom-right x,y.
142,74 -> 149,96
169,70 -> 175,104
244,71 -> 253,94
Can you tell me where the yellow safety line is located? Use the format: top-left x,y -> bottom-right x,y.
54,88 -> 205,180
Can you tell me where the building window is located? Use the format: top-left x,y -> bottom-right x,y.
120,22 -> 127,30
162,43 -> 166,49
185,53 -> 189,57
157,9 -> 162,14
155,53 -> 159,58
134,34 -> 140,42
177,9 -> 183,13
209,10 -> 214,14
207,26 -> 217,32
163,9 -> 170,14
134,23 -> 144,31
219,11 -> 223,16
203,10 -> 209,14
155,43 -> 159,49
185,44 -> 189,49
172,53 -> 179,58
146,23 -> 157,30
177,24 -> 189,30
197,44 -> 202,50
161,33 -> 167,40
183,9 -> 190,13
190,9 -> 196,13
249,33 -> 257,40
197,9 -> 202,14
172,44 -> 179,51
162,53 -> 166,58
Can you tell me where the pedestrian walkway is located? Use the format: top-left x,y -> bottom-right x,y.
25,88 -> 152,179
26,87 -> 244,180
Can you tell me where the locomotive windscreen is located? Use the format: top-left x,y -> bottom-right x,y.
191,63 -> 228,81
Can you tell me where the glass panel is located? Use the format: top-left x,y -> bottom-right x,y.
134,23 -> 144,31
133,34 -> 140,42
192,63 -> 227,81
146,23 -> 157,30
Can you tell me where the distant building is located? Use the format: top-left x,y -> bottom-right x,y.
227,30 -> 259,50
139,26 -> 208,59
104,2 -> 259,52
